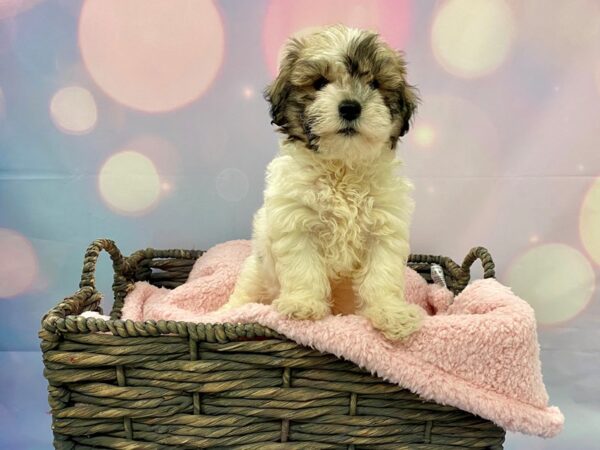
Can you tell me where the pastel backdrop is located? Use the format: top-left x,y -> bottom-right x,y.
0,0 -> 599,448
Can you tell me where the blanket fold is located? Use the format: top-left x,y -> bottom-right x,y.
121,239 -> 563,437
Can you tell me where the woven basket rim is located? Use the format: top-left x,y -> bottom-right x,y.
40,239 -> 495,345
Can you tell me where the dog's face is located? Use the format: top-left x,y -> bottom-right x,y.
265,25 -> 418,161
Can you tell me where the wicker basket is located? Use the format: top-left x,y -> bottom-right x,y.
40,239 -> 505,449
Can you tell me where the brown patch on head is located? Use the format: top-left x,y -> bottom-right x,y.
263,38 -> 320,149
345,32 -> 380,76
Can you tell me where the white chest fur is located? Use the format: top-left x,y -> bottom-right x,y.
308,166 -> 373,278
264,149 -> 412,281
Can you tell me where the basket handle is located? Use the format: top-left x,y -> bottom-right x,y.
462,246 -> 495,279
40,239 -> 127,344
80,239 -> 122,288
439,246 -> 494,294
79,239 -> 134,316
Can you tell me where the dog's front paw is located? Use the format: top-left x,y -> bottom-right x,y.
273,295 -> 330,320
362,301 -> 424,340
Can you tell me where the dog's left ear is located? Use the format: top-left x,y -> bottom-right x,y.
387,49 -> 419,150
388,49 -> 419,149
398,83 -> 419,137
389,82 -> 419,150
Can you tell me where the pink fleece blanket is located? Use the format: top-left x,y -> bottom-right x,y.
122,240 -> 563,437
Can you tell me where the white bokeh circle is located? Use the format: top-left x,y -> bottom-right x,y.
98,151 -> 162,215
50,86 -> 98,134
431,0 -> 516,78
506,243 -> 595,325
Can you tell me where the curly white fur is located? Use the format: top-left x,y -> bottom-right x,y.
223,139 -> 422,339
221,25 -> 423,340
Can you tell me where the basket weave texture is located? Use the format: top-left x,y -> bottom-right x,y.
40,239 -> 505,449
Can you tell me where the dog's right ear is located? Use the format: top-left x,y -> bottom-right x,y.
264,40 -> 301,128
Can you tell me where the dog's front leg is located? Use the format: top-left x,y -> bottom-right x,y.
272,232 -> 331,320
355,237 -> 423,340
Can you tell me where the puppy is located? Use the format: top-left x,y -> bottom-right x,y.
222,25 -> 423,340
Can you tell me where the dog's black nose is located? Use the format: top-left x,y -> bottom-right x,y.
338,100 -> 361,121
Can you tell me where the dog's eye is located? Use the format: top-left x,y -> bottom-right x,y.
369,79 -> 380,90
313,77 -> 329,90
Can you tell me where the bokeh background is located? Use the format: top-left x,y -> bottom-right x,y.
1,0 -> 599,448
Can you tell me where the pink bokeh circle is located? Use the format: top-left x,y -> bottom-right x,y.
262,0 -> 411,75
0,228 -> 38,298
79,0 -> 225,113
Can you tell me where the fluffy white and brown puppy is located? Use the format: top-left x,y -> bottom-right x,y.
222,25 -> 423,339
